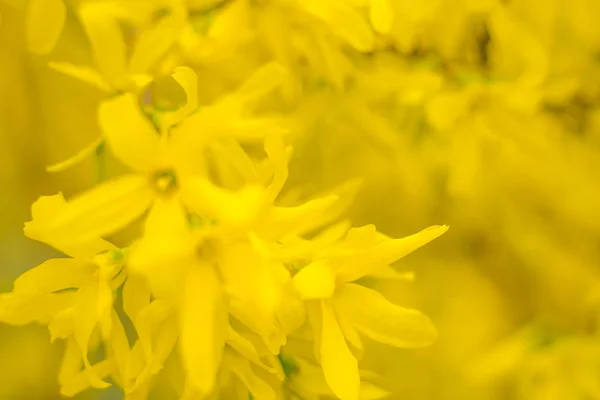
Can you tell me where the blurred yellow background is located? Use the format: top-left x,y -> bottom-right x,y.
1,0 -> 600,399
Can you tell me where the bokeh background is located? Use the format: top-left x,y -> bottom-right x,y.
1,0 -> 600,399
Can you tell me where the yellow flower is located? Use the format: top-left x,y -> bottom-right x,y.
290,224 -> 447,400
0,193 -> 128,395
32,63 -> 288,244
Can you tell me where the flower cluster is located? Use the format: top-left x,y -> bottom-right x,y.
0,1 -> 449,399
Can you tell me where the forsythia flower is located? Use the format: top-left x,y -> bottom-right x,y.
0,1 -> 450,399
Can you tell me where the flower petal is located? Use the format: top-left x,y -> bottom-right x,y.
370,0 -> 394,34
0,291 -> 75,326
48,62 -> 112,93
224,350 -> 276,400
338,225 -> 448,282
334,283 -> 437,348
128,5 -> 186,75
123,273 -> 152,325
181,177 -> 265,227
27,175 -> 154,245
320,300 -> 360,400
164,66 -> 199,127
24,193 -> 118,258
301,0 -> 374,52
180,263 -> 227,395
26,0 -> 66,54
99,93 -> 161,172
78,3 -> 128,87
72,281 -> 112,390
13,258 -> 95,295
292,260 -> 336,300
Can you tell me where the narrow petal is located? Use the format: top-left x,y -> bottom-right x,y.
27,175 -> 154,245
123,273 -> 152,327
58,337 -> 81,389
26,0 -> 66,54
267,195 -> 339,238
370,0 -> 394,35
49,308 -> 74,341
227,326 -> 271,371
360,382 -> 391,400
46,137 -> 104,173
107,310 -> 131,387
320,300 -> 360,400
180,263 -> 227,395
13,258 -> 95,295
306,301 -> 322,363
234,62 -> 287,108
334,283 -> 437,348
292,260 -> 336,300
181,177 -> 265,227
78,3 -> 128,87
225,350 -> 276,400
338,225 -> 448,282
369,266 -> 415,281
301,0 -> 374,52
48,62 -> 112,93
99,93 -> 161,172
72,281 -> 112,390
25,193 -> 118,258
263,135 -> 289,203
365,224 -> 448,265
335,309 -> 363,359
165,67 -> 199,127
0,291 -> 75,326
128,6 -> 186,75
60,360 -> 113,397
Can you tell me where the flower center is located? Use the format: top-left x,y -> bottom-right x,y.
152,169 -> 178,195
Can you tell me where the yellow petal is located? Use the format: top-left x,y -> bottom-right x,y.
320,300 -> 360,400
301,0 -> 374,52
227,326 -> 271,371
369,266 -> 415,281
106,310 -> 131,387
25,193 -> 118,258
267,195 -> 339,238
31,175 -> 153,245
370,0 -> 393,34
128,6 -> 186,75
49,308 -> 74,341
334,283 -> 437,348
26,0 -> 66,54
338,225 -> 448,282
165,66 -> 199,127
48,62 -> 112,93
73,281 -> 112,390
180,263 -> 227,395
264,135 -> 289,203
218,244 -> 285,353
99,93 -> 161,172
60,360 -> 113,397
292,260 -> 336,300
59,337 -> 81,389
234,62 -> 287,107
13,258 -> 95,295
128,300 -> 175,392
78,3 -> 128,87
224,350 -> 276,400
0,291 -> 75,326
335,310 -> 363,359
46,137 -> 104,174
360,382 -> 391,400
123,273 -> 152,327
306,301 -> 322,363
181,177 -> 265,227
